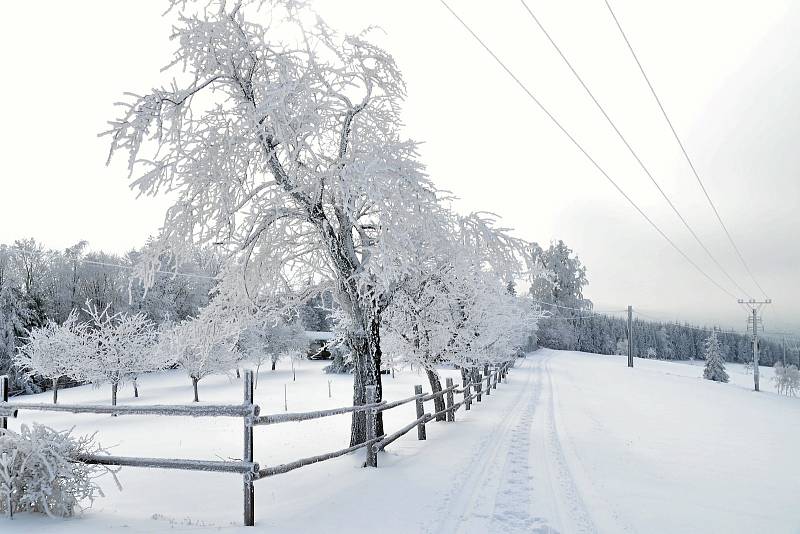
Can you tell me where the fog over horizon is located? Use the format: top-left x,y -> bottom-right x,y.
1,0 -> 797,335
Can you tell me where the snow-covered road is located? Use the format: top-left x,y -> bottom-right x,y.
435,351 -> 626,534
7,349 -> 800,533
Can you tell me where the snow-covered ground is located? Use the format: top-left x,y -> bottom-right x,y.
4,350 -> 800,533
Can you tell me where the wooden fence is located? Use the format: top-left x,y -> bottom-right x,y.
0,359 -> 515,526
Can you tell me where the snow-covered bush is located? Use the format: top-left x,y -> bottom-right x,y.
703,331 -> 729,383
0,424 -> 118,518
324,345 -> 353,374
646,347 -> 657,359
772,362 -> 799,396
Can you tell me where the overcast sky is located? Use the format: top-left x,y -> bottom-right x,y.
1,1 -> 797,334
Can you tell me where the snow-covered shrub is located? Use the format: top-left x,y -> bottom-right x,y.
324,345 -> 353,374
0,424 -> 118,518
772,362 -> 799,396
703,331 -> 729,383
646,347 -> 657,359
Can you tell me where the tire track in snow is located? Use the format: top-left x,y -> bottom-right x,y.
487,355 -> 555,533
534,355 -> 598,534
544,353 -> 636,534
433,357 -> 539,534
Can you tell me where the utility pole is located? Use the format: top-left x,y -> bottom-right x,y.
738,298 -> 771,392
627,305 -> 633,368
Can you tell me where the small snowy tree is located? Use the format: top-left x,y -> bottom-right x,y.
239,315 -> 306,385
0,424 -> 118,518
646,347 -> 657,359
703,331 -> 729,383
15,310 -> 89,403
159,305 -> 241,402
79,303 -> 162,405
772,362 -> 799,396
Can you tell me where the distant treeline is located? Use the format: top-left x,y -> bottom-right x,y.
538,313 -> 798,367
529,240 -> 798,367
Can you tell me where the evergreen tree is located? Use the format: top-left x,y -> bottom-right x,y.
703,331 -> 729,383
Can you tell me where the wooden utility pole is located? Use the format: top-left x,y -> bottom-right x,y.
738,298 -> 771,392
627,305 -> 633,368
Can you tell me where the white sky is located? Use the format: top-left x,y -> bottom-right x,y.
1,1 -> 798,334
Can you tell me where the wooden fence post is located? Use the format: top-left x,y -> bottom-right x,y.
493,369 -> 498,389
414,385 -> 426,440
1,375 -> 8,431
485,373 -> 491,396
445,378 -> 455,422
365,385 -> 378,467
243,370 -> 255,527
474,369 -> 482,403
464,379 -> 472,411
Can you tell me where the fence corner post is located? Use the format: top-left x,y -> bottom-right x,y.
365,385 -> 378,468
445,378 -> 455,422
243,370 -> 255,526
414,385 -> 427,440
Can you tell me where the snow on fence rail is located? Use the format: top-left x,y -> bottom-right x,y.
0,359 -> 515,527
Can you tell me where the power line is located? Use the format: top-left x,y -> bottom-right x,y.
80,259 -> 219,281
602,0 -> 769,300
438,0 -> 737,300
530,298 -> 626,314
518,0 -> 751,299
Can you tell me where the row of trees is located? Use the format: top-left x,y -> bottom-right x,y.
15,300 -> 309,404
0,239 -> 220,392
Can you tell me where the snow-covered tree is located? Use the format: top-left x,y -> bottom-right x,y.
158,304 -> 241,402
381,212 -> 537,418
703,331 -> 729,383
239,314 -> 306,384
101,0 -> 542,443
772,362 -> 799,396
15,310 -> 90,403
0,285 -> 42,392
78,303 -> 161,405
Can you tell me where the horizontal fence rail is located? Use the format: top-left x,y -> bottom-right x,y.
77,454 -> 258,474
0,359 -> 517,528
0,401 -> 258,418
257,435 -> 385,478
253,401 -> 384,426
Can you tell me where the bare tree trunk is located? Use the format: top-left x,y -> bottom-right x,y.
426,368 -> 446,421
111,382 -> 118,406
52,377 -> 58,404
133,377 -> 139,398
271,360 -> 276,371
192,376 -> 199,402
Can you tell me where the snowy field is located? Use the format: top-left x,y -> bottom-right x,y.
4,350 -> 800,533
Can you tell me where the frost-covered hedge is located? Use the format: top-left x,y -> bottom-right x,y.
0,424 -> 118,518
